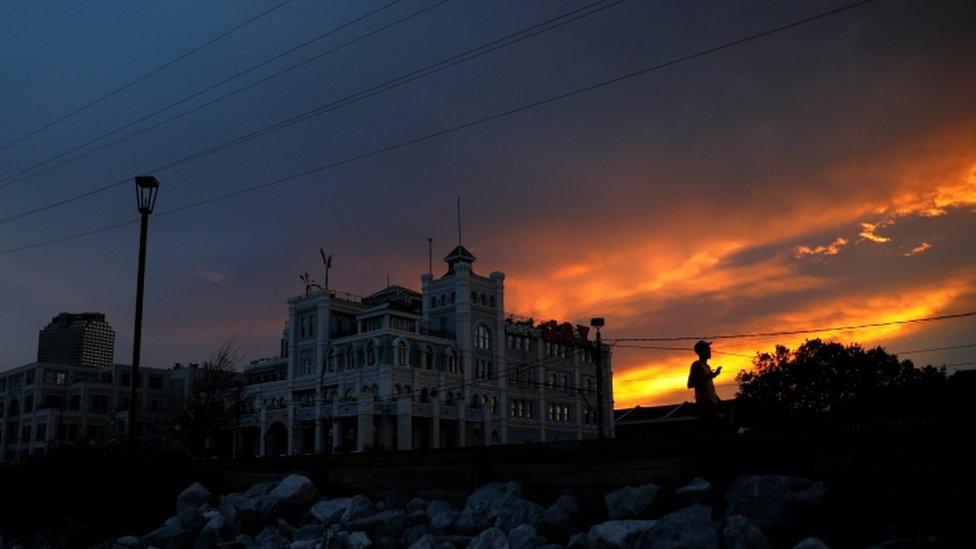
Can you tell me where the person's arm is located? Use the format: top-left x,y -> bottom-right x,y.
710,366 -> 723,378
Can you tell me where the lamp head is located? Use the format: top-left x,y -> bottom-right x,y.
590,317 -> 605,328
135,176 -> 159,214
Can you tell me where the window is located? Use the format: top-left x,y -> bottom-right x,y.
36,423 -> 47,441
562,374 -> 569,392
480,293 -> 487,305
396,341 -> 407,366
471,291 -> 477,302
91,394 -> 109,413
425,346 -> 434,370
69,394 -> 81,411
475,325 -> 491,350
346,348 -> 355,369
44,370 -> 66,385
548,372 -> 556,389
391,317 -> 415,332
366,341 -> 377,366
121,372 -> 131,387
327,349 -> 336,372
21,425 -> 31,442
448,351 -> 459,373
474,359 -> 492,381
149,376 -> 163,390
25,395 -> 34,412
25,370 -> 35,385
490,295 -> 495,307
302,357 -> 313,375
299,310 -> 316,338
489,396 -> 498,415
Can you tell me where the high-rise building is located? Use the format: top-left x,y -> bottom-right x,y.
37,312 -> 115,368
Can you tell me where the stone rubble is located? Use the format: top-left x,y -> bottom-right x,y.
100,473 -> 834,549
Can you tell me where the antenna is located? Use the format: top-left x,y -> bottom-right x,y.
427,237 -> 433,274
456,195 -> 462,246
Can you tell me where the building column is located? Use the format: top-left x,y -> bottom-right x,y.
356,411 -> 373,452
258,408 -> 268,457
431,401 -> 441,449
397,413 -> 412,450
458,417 -> 466,447
314,400 -> 323,453
332,415 -> 342,452
286,406 -> 295,455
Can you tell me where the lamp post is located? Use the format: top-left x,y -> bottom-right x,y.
130,175 -> 159,442
591,317 -> 606,439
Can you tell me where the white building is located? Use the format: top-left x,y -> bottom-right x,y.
237,245 -> 613,456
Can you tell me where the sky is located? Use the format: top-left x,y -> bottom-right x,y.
0,0 -> 973,408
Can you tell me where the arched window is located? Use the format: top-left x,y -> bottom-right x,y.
425,346 -> 434,370
327,348 -> 336,372
420,388 -> 430,403
448,350 -> 459,373
489,295 -> 495,308
344,388 -> 355,401
396,341 -> 407,366
393,384 -> 402,398
371,383 -> 379,400
404,384 -> 412,395
489,396 -> 498,415
475,325 -> 491,350
367,341 -> 377,366
548,371 -> 556,389
450,291 -> 455,303
346,347 -> 355,369
471,291 -> 477,302
431,296 -> 437,309
480,293 -> 487,305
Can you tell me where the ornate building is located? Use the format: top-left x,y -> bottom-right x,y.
238,245 -> 613,456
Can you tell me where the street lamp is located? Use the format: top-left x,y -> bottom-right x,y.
591,317 -> 606,439
130,175 -> 159,442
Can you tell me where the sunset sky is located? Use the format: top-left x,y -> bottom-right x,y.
1,0 -> 973,407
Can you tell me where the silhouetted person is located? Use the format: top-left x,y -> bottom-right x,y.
688,340 -> 722,430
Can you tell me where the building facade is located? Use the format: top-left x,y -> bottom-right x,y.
0,361 -> 197,461
37,312 -> 116,368
237,245 -> 613,456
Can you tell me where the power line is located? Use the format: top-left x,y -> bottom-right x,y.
609,311 -> 976,342
0,0 -> 27,26
892,342 -> 976,356
0,0 -> 157,103
0,0 -> 878,254
0,0 -> 414,187
0,0 -> 295,154
613,343 -> 754,358
0,0 -> 626,222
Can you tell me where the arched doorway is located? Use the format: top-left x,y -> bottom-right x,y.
265,422 -> 287,457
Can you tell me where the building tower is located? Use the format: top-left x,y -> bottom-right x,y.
37,312 -> 116,368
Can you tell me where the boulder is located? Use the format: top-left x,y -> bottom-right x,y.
408,509 -> 430,526
178,507 -> 207,530
468,527 -> 510,549
244,482 -> 274,499
406,498 -> 428,514
604,484 -> 662,520
385,488 -> 411,510
636,505 -> 719,549
113,536 -> 144,548
309,498 -> 353,524
566,532 -> 590,549
342,495 -> 378,524
587,520 -> 656,549
292,523 -> 325,542
722,515 -> 772,549
141,521 -> 194,549
269,475 -> 317,508
456,482 -> 522,533
289,541 -> 318,549
345,530 -> 373,549
347,510 -> 408,540
401,525 -> 438,547
218,493 -> 244,530
493,499 -> 546,533
508,524 -> 549,549
794,538 -> 830,549
198,512 -> 226,540
407,534 -> 459,549
724,476 -> 826,539
539,504 -> 572,541
426,500 -> 459,530
236,495 -> 281,531
553,494 -> 581,516
254,526 -> 290,548
177,483 -> 213,513
675,477 -> 714,505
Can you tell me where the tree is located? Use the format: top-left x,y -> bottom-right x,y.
177,338 -> 255,456
735,339 -> 948,426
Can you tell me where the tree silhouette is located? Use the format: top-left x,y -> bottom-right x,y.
735,339 -> 948,426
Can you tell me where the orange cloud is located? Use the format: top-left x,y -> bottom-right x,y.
905,242 -> 932,256
859,221 -> 892,243
796,237 -> 848,257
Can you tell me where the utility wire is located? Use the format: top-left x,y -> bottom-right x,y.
0,0 -> 413,187
0,0 -> 294,154
0,0 -> 157,103
0,0 -> 625,222
0,0 -> 879,256
0,0 -> 27,26
609,311 -> 976,343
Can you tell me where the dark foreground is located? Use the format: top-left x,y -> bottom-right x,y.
1,426 -> 972,547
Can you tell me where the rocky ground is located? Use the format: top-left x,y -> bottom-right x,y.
47,472 -> 858,549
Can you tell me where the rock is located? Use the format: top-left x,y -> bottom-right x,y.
426,500 -> 459,530
292,523 -> 324,541
494,499 -> 546,534
468,527 -> 510,549
604,484 -> 662,520
177,483 -> 213,513
636,505 -> 719,548
456,482 -> 522,534
724,476 -> 826,538
199,512 -> 226,540
587,520 -> 656,549
406,498 -> 428,514
566,532 -> 590,549
344,530 -> 373,549
245,482 -> 274,499
237,495 -> 281,530
407,534 -> 456,549
401,525 -> 438,547
539,504 -> 572,541
794,538 -> 830,549
269,475 -> 317,508
141,521 -> 194,549
553,495 -> 581,516
385,488 -> 410,510
342,495 -> 378,524
675,477 -> 714,505
722,515 -> 772,549
508,524 -> 548,549
178,507 -> 207,530
218,493 -> 244,530
290,541 -> 318,549
309,498 -> 353,524
216,541 -> 246,549
374,536 -> 398,549
254,526 -> 289,548
113,536 -> 144,548
347,510 -> 408,540
408,509 -> 429,526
